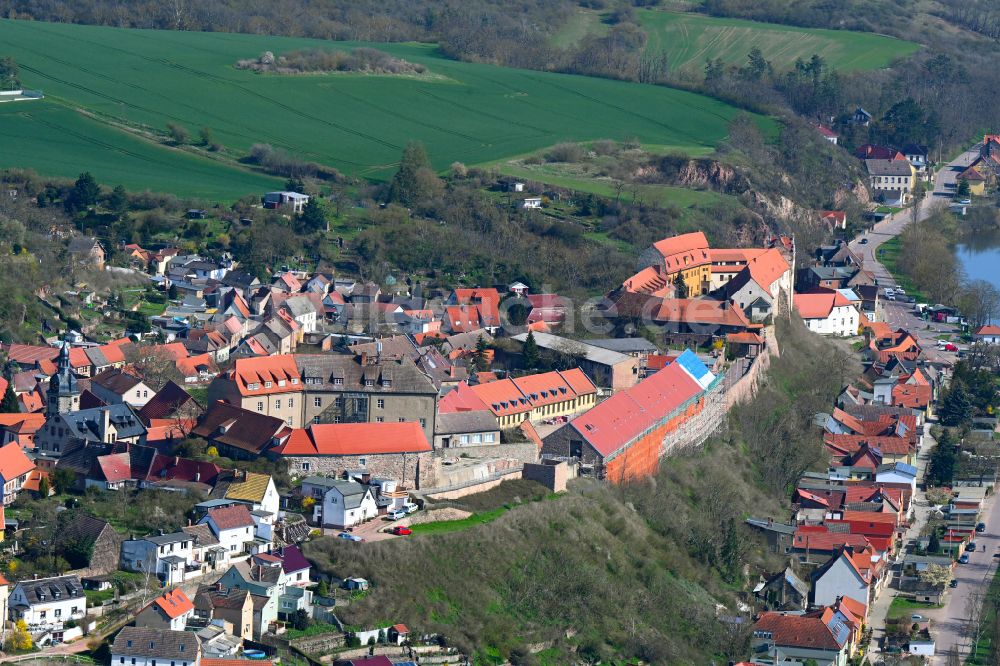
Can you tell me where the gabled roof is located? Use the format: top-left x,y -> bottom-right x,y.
112,626 -> 199,659
91,368 -> 144,395
279,545 -> 310,574
138,381 -> 198,423
651,232 -> 710,268
93,452 -> 132,483
224,472 -> 273,503
0,442 -> 34,482
273,421 -> 432,456
204,504 -> 254,531
794,291 -> 854,319
566,362 -> 702,458
227,355 -> 302,396
147,589 -> 194,620
191,402 -> 287,456
753,611 -> 847,651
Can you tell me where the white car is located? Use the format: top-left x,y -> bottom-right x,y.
894,287 -> 906,295
386,508 -> 406,520
403,502 -> 419,514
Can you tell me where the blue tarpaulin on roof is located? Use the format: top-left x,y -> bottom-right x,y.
675,349 -> 715,390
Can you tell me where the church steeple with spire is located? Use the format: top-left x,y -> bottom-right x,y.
46,340 -> 80,416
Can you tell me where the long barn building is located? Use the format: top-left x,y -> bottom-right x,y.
541,350 -> 716,483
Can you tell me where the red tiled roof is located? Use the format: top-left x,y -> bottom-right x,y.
273,421 -> 432,456
652,232 -> 710,268
654,298 -> 750,327
227,356 -> 302,396
94,452 -> 133,483
726,332 -> 764,345
753,612 -> 845,651
202,660 -> 273,666
466,369 -> 596,418
149,589 -> 194,619
792,528 -> 870,553
975,325 -> 1000,336
206,504 -> 254,531
4,344 -> 59,365
744,248 -> 789,290
824,433 -> 913,456
438,383 -> 491,413
794,291 -> 853,319
0,442 -> 34,482
570,362 -> 702,458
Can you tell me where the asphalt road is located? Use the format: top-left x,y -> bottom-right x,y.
925,490 -> 1000,665
845,146 -> 982,366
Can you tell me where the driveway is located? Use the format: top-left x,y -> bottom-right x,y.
925,489 -> 1000,664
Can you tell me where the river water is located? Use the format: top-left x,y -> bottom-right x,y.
956,231 -> 1000,290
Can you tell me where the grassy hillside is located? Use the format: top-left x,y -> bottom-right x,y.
637,9 -> 920,72
0,19 -> 771,192
0,103 -> 281,199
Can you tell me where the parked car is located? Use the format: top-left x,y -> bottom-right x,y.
884,287 -> 895,296
968,542 -> 977,551
337,532 -> 363,542
977,522 -> 987,533
894,287 -> 907,295
944,343 -> 959,352
386,508 -> 406,520
390,526 -> 413,536
950,579 -> 959,588
911,614 -> 924,621
958,197 -> 972,205
959,554 -> 970,564
860,237 -> 869,244
403,502 -> 419,514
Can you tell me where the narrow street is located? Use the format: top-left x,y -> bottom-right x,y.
867,424 -> 937,657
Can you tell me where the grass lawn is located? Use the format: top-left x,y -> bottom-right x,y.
413,491 -> 562,536
637,9 -> 920,72
0,18 -> 771,192
85,588 -> 116,607
185,386 -> 209,406
887,596 -> 941,621
877,236 -> 928,302
284,622 -> 341,640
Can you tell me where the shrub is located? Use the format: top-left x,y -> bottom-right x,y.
544,142 -> 585,163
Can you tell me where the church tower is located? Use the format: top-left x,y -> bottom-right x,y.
46,341 -> 80,416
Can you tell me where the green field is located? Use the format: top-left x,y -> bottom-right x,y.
0,102 -> 281,199
638,10 -> 920,72
0,19 -> 770,197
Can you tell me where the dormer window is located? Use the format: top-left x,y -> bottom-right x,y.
265,381 -> 272,389
365,379 -> 374,387
333,378 -> 343,386
278,380 -> 286,387
291,378 -> 298,384
381,378 -> 392,388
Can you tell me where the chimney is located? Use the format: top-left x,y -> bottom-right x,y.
216,582 -> 223,591
360,352 -> 368,366
102,408 -> 112,441
174,456 -> 180,466
194,472 -> 201,483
